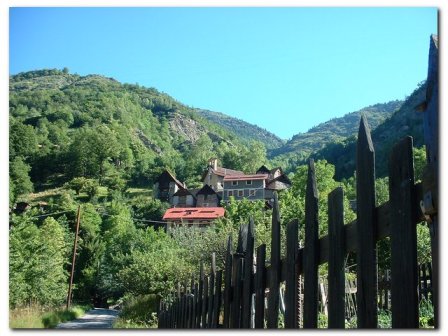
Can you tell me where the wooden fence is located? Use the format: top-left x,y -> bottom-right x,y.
158,114 -> 437,329
376,262 -> 433,311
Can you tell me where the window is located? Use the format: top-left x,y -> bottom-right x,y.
249,189 -> 256,197
246,180 -> 252,185
228,190 -> 234,197
232,181 -> 238,186
238,190 -> 244,197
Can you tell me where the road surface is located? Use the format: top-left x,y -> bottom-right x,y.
56,308 -> 119,329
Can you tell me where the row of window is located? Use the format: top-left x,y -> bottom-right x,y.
230,180 -> 252,186
227,189 -> 257,198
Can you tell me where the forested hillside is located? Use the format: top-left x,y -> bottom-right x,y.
269,100 -> 403,158
313,82 -> 426,179
196,109 -> 285,150
9,69 -> 268,204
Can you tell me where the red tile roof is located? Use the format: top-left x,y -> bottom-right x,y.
223,174 -> 268,181
163,207 -> 225,220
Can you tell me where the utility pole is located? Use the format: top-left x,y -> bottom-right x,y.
66,205 -> 81,310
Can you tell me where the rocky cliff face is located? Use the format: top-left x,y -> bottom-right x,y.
168,113 -> 206,143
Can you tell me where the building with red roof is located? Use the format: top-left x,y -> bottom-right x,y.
162,207 -> 225,230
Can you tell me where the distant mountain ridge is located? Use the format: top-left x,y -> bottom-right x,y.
196,109 -> 285,150
312,83 -> 426,179
269,100 -> 403,158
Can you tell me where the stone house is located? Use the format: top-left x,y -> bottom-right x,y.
196,184 -> 221,207
153,170 -> 185,203
172,188 -> 196,207
201,158 -> 244,196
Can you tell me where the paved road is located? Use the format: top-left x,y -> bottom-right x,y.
56,308 -> 119,329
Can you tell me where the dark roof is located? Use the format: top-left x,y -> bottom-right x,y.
214,166 -> 244,177
196,184 -> 218,196
256,165 -> 270,174
201,166 -> 244,181
270,167 -> 283,175
157,170 -> 184,188
173,188 -> 196,198
266,174 -> 292,189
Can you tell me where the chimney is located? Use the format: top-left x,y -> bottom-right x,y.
209,158 -> 218,170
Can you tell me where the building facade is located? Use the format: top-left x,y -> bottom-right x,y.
222,174 -> 268,202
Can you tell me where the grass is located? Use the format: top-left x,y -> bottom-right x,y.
26,187 -> 64,205
113,317 -> 154,329
10,306 -> 46,328
125,187 -> 153,197
112,294 -> 159,329
10,304 -> 92,329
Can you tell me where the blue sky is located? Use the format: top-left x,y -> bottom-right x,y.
9,7 -> 437,139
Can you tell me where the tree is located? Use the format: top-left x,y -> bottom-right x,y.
39,217 -> 70,305
413,146 -> 426,182
65,177 -> 90,195
9,177 -> 15,208
74,203 -> 105,301
67,125 -> 119,182
9,121 -> 38,159
10,157 -> 33,198
9,215 -> 70,307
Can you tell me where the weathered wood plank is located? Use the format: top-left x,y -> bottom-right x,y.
267,192 -> 281,328
422,35 -> 439,328
212,270 -> 223,328
231,257 -> 244,328
223,235 -> 233,328
176,283 -> 181,328
255,244 -> 266,329
242,218 -> 255,328
191,280 -> 197,328
180,285 -> 186,328
328,187 -> 345,329
207,253 -> 216,328
237,224 -> 248,254
180,286 -> 188,329
197,263 -> 204,328
303,159 -> 319,328
356,115 -> 378,328
389,136 -> 419,328
201,275 -> 209,328
285,219 -> 299,328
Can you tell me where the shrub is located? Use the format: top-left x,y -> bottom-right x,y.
113,295 -> 159,329
41,305 -> 91,328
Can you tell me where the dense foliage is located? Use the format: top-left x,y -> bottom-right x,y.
9,69 -> 267,205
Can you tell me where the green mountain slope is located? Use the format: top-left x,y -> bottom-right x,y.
313,83 -> 426,179
269,100 -> 403,158
196,109 -> 285,150
9,69 -> 268,197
